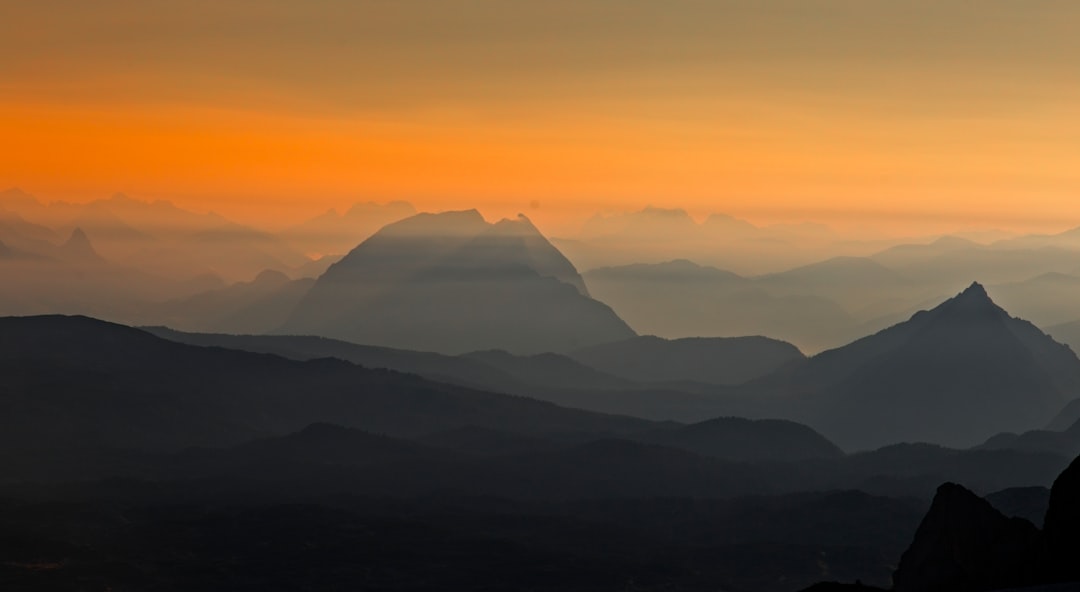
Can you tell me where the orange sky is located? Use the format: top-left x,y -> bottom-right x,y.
4,1 -> 1080,235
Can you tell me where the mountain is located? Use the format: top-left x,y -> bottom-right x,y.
988,272 -> 1080,327
870,235 -> 982,269
754,256 -> 926,321
0,191 -> 311,282
0,315 -> 653,479
460,349 -> 632,391
141,326 -> 750,422
1045,319 -> 1080,353
557,206 -> 858,275
0,206 -> 58,254
583,260 -> 859,353
142,270 -> 315,334
892,482 -> 1045,592
756,282 -> 1080,450
281,211 -> 634,354
570,334 -> 805,385
57,227 -> 105,264
1044,455 -> 1080,581
978,419 -> 1080,458
141,326 -> 526,391
892,454 -> 1080,591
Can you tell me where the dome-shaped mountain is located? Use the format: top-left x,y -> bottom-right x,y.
280,211 -> 634,354
760,282 -> 1080,450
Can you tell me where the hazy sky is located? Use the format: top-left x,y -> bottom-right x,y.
4,1 -> 1080,232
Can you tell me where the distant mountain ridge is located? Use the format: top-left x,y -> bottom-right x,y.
0,315 -> 653,464
570,334 -> 804,385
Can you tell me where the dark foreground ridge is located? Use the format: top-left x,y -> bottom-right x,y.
892,455 -> 1080,591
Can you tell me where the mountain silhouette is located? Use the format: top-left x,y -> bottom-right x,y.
892,482 -> 1045,592
460,349 -> 632,390
58,227 -> 105,263
570,334 -> 804,385
1044,455 -> 1080,581
1046,318 -> 1080,354
141,326 -> 752,421
891,454 -> 1080,591
639,417 -> 843,462
0,206 -> 58,254
281,200 -> 417,257
583,259 -> 861,353
146,269 -> 315,334
977,418 -> 1080,458
281,210 -> 634,354
1,191 -> 310,282
142,326 -> 528,391
0,315 -> 652,474
758,282 -> 1080,450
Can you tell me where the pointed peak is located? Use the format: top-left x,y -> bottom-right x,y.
960,281 -> 988,298
61,227 -> 103,261
928,280 -> 1007,322
68,227 -> 89,242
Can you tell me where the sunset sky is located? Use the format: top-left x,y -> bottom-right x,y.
4,1 -> 1080,234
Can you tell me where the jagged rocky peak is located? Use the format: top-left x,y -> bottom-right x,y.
931,281 -> 1008,322
893,482 -> 1043,592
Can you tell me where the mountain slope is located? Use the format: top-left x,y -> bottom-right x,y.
0,315 -> 653,473
58,227 -> 105,264
282,211 -> 634,354
760,283 -> 1080,450
144,270 -> 315,334
638,417 -> 843,462
583,260 -> 858,353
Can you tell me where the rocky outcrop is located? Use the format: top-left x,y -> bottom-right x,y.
893,483 -> 1044,592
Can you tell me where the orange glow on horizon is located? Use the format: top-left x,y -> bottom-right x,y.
4,97 -> 1080,236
